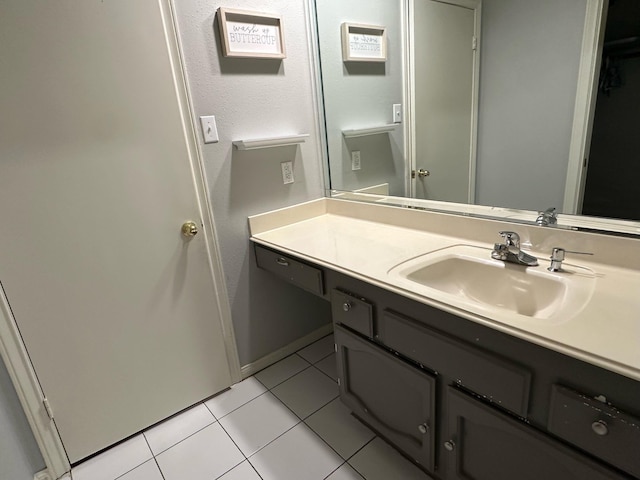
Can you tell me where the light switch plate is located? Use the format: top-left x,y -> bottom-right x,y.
199,115 -> 219,144
393,104 -> 402,123
281,161 -> 294,184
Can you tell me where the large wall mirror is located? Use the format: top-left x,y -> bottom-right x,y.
312,0 -> 640,234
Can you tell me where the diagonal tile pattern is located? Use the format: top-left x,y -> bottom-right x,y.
71,334 -> 434,480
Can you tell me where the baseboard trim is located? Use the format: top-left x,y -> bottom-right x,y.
240,323 -> 333,379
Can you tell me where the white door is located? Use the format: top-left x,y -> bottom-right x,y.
412,0 -> 478,202
0,0 -> 233,463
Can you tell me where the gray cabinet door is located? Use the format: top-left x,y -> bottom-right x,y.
335,325 -> 436,472
444,387 -> 631,480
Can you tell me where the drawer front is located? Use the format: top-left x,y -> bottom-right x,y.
379,309 -> 531,417
331,289 -> 374,338
255,245 -> 324,296
548,385 -> 640,478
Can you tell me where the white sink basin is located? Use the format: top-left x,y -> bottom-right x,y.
388,245 -> 596,323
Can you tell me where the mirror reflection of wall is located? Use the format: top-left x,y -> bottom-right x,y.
316,0 -> 406,197
474,0 -> 586,211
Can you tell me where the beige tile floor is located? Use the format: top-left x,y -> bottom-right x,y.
69,334 -> 433,480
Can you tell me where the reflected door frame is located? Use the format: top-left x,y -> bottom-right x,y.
406,0 -> 481,202
563,0 -> 608,214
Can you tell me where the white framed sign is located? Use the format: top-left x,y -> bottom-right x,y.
217,8 -> 286,59
341,23 -> 387,62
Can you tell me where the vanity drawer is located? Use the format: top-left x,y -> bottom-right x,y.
548,385 -> 640,478
255,245 -> 324,296
331,289 -> 374,338
378,309 -> 531,417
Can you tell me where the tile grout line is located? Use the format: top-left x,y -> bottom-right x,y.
254,354 -> 313,390
141,435 -> 167,480
300,349 -> 335,366
345,436 -> 379,475
311,360 -> 337,383
146,415 -> 218,458
203,388 -> 273,422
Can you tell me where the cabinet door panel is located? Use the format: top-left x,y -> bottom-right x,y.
335,325 -> 436,472
445,387 -> 631,480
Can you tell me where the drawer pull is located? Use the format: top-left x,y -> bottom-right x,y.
444,440 -> 456,452
591,420 -> 609,436
343,302 -> 352,312
417,423 -> 429,434
275,257 -> 290,267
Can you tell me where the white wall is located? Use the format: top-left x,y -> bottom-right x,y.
475,0 -> 587,211
171,0 -> 330,367
0,357 -> 45,480
316,0 -> 406,196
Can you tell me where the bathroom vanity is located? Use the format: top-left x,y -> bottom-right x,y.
249,198 -> 640,480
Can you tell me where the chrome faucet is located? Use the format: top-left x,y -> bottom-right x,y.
491,231 -> 539,266
536,207 -> 557,226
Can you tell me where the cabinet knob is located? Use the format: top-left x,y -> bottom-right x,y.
444,440 -> 455,452
342,302 -> 352,312
591,420 -> 609,436
275,257 -> 289,267
417,423 -> 429,434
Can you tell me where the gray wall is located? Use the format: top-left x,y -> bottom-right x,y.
316,0 -> 405,196
172,0 -> 330,367
475,0 -> 587,211
0,357 -> 45,480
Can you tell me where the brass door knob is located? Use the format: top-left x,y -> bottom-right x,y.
181,221 -> 198,238
411,169 -> 431,179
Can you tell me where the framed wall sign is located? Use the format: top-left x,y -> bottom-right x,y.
341,23 -> 387,62
217,8 -> 286,59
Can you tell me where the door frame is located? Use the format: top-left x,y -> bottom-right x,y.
0,1 -> 240,478
405,0 -> 481,201
563,0 -> 608,214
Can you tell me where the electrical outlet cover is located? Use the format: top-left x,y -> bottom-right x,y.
281,161 -> 294,184
351,151 -> 361,171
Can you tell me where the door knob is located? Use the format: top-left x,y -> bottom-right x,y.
181,221 -> 198,238
411,169 -> 431,179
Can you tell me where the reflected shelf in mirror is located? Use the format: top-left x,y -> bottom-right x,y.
342,124 -> 398,138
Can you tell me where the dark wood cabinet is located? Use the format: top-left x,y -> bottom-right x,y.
253,242 -> 640,479
444,387 -> 629,480
335,324 -> 436,472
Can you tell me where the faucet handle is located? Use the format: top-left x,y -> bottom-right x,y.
498,231 -> 520,247
548,247 -> 593,272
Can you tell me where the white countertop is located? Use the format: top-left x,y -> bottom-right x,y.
250,198 -> 640,381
